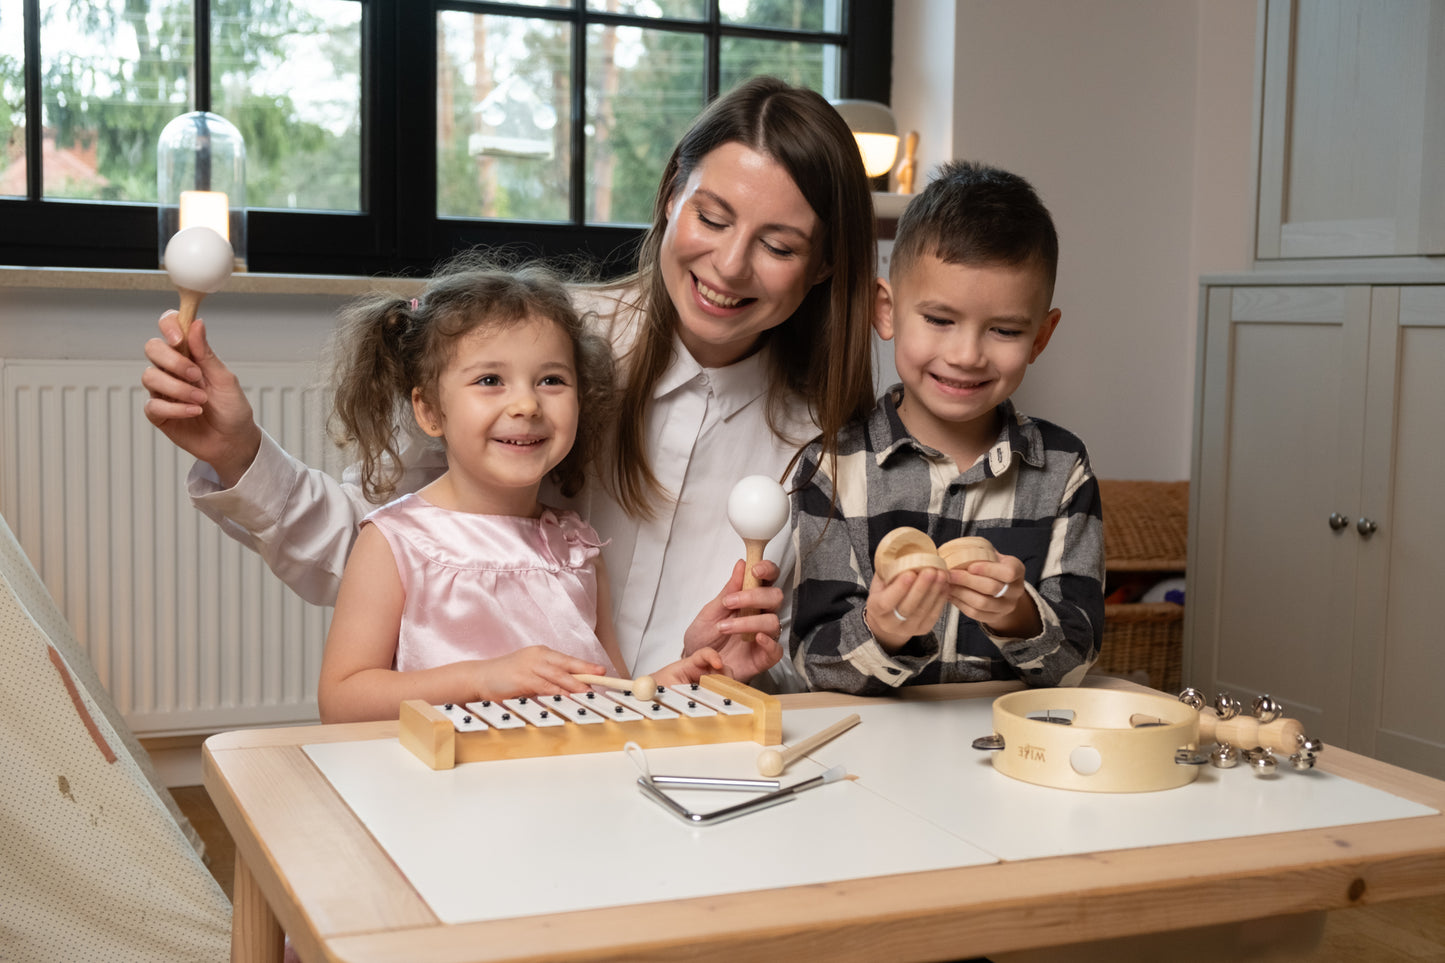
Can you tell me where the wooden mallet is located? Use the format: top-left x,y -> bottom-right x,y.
756,713 -> 861,777
573,673 -> 659,703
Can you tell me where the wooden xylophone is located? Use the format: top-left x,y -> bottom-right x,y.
399,674 -> 781,770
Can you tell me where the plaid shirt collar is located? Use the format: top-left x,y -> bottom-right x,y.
868,384 -> 1047,480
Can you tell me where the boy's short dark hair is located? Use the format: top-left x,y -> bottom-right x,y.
890,160 -> 1059,298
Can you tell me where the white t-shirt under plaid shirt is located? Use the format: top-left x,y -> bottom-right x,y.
788,387 -> 1104,695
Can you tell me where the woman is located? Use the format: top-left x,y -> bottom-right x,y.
141,77 -> 878,689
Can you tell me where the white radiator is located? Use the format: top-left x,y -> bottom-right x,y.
0,359 -> 341,737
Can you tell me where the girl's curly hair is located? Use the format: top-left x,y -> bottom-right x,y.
328,251 -> 616,504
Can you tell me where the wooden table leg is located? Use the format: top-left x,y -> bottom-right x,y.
232,852 -> 284,963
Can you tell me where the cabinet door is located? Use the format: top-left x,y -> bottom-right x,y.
1350,287 -> 1445,778
1187,286 -> 1371,745
1256,0 -> 1445,259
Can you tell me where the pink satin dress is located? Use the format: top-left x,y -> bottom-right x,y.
363,494 -> 613,673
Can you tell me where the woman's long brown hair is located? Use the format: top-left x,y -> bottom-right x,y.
606,77 -> 877,517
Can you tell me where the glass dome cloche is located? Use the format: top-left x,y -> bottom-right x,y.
157,110 -> 246,271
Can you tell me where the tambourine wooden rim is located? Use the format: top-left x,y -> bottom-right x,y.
989,688 -> 1201,793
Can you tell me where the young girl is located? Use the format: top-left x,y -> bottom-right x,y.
317,259 -> 721,723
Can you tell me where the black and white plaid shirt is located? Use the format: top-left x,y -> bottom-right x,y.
788,387 -> 1104,695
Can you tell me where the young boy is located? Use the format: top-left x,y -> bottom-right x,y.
788,160 -> 1103,695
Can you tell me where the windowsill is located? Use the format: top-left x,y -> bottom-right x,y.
0,265 -> 426,298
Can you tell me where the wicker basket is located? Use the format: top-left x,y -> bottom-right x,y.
1098,479 -> 1189,571
1094,481 -> 1188,694
1097,602 -> 1184,694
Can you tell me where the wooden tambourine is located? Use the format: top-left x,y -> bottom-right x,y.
976,688 -> 1202,793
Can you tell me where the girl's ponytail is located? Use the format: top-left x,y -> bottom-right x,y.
329,296 -> 422,503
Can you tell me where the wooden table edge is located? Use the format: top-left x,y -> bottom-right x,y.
202,680 -> 1445,963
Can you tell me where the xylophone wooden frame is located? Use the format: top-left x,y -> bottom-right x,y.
399,674 -> 782,770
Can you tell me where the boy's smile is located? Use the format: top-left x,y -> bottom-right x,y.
876,254 -> 1060,466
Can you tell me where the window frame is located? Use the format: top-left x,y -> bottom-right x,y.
1,0 -> 892,277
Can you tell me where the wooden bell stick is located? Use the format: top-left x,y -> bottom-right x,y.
573,673 -> 658,703
1196,709 -> 1306,754
756,713 -> 861,777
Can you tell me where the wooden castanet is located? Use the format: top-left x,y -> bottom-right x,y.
874,527 -> 948,584
937,536 -> 999,568
399,675 -> 782,770
876,528 -> 999,584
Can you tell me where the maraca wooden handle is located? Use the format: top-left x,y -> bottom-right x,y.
175,288 -> 204,359
741,537 -> 768,593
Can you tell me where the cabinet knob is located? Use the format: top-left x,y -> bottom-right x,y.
1357,517 -> 1378,537
1328,512 -> 1349,531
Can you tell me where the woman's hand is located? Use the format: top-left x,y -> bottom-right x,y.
682,559 -> 784,682
861,567 -> 950,651
651,646 -> 726,687
141,312 -> 263,487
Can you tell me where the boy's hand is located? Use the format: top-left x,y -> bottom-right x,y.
682,559 -> 784,682
863,567 -> 949,651
947,556 -> 1042,639
652,647 -> 727,687
470,646 -> 606,702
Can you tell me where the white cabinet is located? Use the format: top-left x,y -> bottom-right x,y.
1255,0 -> 1445,259
1187,277 -> 1445,778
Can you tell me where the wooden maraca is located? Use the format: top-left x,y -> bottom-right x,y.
163,225 -> 234,358
726,475 -> 790,596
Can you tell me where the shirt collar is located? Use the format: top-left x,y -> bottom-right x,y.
653,332 -> 770,422
869,385 -> 1046,477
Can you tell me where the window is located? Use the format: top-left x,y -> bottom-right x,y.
0,1 -> 891,276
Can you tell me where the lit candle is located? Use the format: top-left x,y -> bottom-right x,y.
178,190 -> 230,239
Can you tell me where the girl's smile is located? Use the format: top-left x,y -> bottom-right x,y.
412,315 -> 580,517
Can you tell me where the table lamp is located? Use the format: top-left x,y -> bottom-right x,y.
829,99 -> 915,220
829,99 -> 899,181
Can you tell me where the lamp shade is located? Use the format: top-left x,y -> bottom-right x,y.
830,99 -> 900,178
157,111 -> 247,271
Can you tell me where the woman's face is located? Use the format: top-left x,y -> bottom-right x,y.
659,141 -> 830,368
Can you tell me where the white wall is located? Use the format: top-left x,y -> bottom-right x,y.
891,0 -> 1257,481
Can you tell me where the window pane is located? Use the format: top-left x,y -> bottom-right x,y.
0,0 -> 24,197
585,24 -> 704,225
720,0 -> 841,32
585,0 -> 706,19
438,12 -> 572,222
721,37 -> 837,99
213,0 -> 361,212
40,0 -> 191,202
